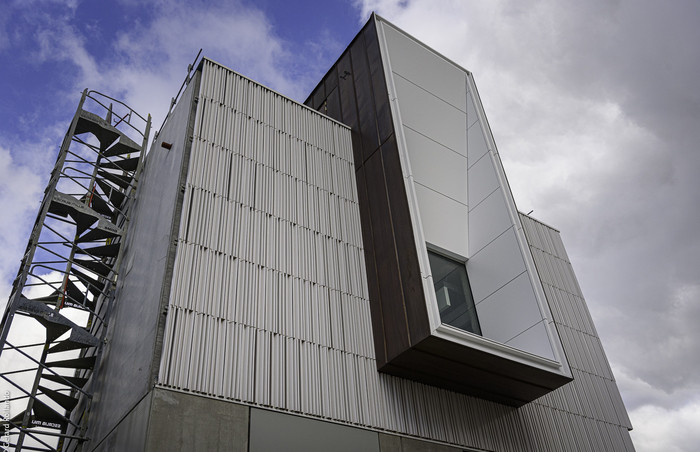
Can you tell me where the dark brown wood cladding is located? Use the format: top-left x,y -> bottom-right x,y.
305,16 -> 430,368
386,336 -> 573,407
378,137 -> 428,346
355,166 -> 386,365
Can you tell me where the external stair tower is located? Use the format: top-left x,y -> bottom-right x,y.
0,90 -> 150,451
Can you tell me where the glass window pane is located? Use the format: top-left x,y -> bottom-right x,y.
428,250 -> 481,335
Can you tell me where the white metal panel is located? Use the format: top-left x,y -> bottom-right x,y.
505,320 -> 556,360
467,151 -> 500,208
475,272 -> 542,344
467,111 -> 489,166
393,75 -> 467,156
467,227 -> 527,303
382,23 -> 467,112
468,187 -> 513,255
404,126 -> 468,205
413,182 -> 469,257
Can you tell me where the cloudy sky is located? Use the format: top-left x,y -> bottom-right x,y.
1,0 -> 698,450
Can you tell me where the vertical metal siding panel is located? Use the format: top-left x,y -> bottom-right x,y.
320,285 -> 333,348
299,340 -> 309,413
227,322 -> 238,399
255,329 -> 270,405
347,294 -> 360,355
176,307 -> 190,388
205,315 -> 217,393
361,297 -> 374,357
344,353 -> 359,423
308,341 -> 319,414
610,379 -> 633,427
185,311 -> 198,389
334,349 -> 349,421
312,344 -> 324,417
521,214 -> 633,450
214,319 -> 225,395
195,313 -> 207,392
272,332 -> 284,408
359,358 -> 375,427
286,336 -> 300,411
233,322 -> 246,400
234,322 -> 246,401
329,289 -> 344,350
224,321 -> 235,399
170,307 -> 183,387
158,305 -> 176,384
245,323 -> 256,401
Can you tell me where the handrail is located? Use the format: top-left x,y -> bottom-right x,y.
155,49 -> 202,139
85,90 -> 149,132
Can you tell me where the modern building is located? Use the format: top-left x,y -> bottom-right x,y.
1,14 -> 633,452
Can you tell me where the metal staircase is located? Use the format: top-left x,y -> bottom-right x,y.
0,90 -> 151,451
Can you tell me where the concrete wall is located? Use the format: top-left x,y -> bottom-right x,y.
91,392 -> 151,452
85,70 -> 201,450
95,387 -> 470,452
146,388 -> 248,451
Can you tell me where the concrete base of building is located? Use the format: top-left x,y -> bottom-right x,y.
91,387 -> 468,452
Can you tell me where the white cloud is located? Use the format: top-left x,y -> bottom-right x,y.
34,24 -> 102,89
615,365 -> 699,414
629,402 -> 700,452
107,1 -> 335,128
0,145 -> 48,310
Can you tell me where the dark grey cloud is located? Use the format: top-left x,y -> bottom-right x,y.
528,0 -> 700,395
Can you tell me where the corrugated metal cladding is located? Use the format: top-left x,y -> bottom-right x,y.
519,214 -> 634,450
156,59 -> 633,451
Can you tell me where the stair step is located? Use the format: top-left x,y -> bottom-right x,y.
77,243 -> 120,258
75,110 -> 119,149
5,443 -> 54,452
73,258 -> 113,277
103,138 -> 141,157
41,373 -> 89,389
38,385 -> 79,412
77,217 -> 123,243
46,355 -> 96,370
48,326 -> 99,353
16,297 -> 99,344
63,278 -> 86,306
32,290 -> 60,306
89,191 -> 113,217
3,409 -> 25,430
70,266 -> 106,298
31,398 -> 68,429
97,169 -> 133,190
48,191 -> 100,234
16,297 -> 71,342
100,156 -> 140,172
95,179 -> 126,210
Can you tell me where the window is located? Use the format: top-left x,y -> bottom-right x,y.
428,250 -> 481,335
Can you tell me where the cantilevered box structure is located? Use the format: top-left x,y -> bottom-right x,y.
306,15 -> 573,406
0,14 -> 634,452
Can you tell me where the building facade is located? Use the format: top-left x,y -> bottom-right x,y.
1,14 -> 634,452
